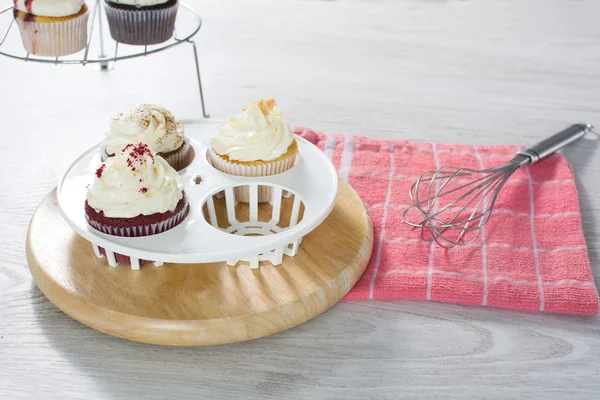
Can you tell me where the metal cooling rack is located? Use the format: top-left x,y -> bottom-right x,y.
0,0 -> 209,117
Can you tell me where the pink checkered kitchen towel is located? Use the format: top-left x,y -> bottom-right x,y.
295,127 -> 599,315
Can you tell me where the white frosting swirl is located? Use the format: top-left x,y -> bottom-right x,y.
211,99 -> 294,162
87,143 -> 184,218
104,104 -> 185,156
107,0 -> 170,7
14,0 -> 85,17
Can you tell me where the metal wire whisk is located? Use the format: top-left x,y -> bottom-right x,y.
401,123 -> 593,248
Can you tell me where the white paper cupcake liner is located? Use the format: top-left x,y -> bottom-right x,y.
87,198 -> 188,237
104,1 -> 179,45
208,148 -> 297,203
161,140 -> 191,171
15,10 -> 89,56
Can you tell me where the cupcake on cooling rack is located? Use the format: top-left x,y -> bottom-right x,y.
86,143 -> 188,237
104,104 -> 190,171
104,0 -> 179,45
208,98 -> 298,202
13,0 -> 89,56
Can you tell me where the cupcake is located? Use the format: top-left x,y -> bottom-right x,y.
13,0 -> 89,56
86,142 -> 188,239
104,0 -> 179,45
208,98 -> 298,203
104,104 -> 190,171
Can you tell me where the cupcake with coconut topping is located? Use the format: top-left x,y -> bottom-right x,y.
104,104 -> 190,171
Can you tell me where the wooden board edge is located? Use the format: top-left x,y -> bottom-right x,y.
26,187 -> 373,346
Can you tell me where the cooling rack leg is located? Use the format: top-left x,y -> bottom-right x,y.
96,2 -> 113,71
188,40 -> 210,118
97,2 -> 105,58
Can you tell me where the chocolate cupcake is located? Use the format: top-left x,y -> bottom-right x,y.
86,143 -> 188,238
13,0 -> 89,56
104,104 -> 190,171
104,0 -> 178,45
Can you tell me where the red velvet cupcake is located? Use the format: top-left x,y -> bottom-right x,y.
86,143 -> 188,238
85,195 -> 187,237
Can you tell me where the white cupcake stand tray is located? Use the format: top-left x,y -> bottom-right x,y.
26,121 -> 373,346
59,123 -> 338,269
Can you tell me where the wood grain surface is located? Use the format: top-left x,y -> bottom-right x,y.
1,0 -> 600,398
25,181 -> 372,346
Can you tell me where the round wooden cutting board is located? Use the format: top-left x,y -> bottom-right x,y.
26,179 -> 373,346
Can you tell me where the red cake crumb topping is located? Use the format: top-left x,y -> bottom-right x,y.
24,0 -> 33,13
95,164 -> 106,178
123,143 -> 154,160
122,143 -> 154,173
139,188 -> 148,194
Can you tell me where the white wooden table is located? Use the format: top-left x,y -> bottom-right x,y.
1,0 -> 600,398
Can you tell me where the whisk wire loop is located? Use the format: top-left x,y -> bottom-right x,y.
403,158 -> 524,248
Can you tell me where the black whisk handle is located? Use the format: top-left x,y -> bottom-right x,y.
518,123 -> 592,164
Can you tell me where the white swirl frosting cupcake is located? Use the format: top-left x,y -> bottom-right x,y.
13,0 -> 89,56
104,104 -> 190,171
208,98 -> 298,202
86,142 -> 188,238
